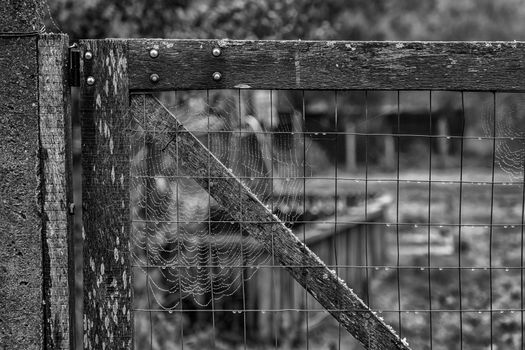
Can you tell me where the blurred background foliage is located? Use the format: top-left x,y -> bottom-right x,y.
49,0 -> 525,41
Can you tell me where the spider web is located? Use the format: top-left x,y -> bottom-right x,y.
482,93 -> 525,181
130,90 -> 312,310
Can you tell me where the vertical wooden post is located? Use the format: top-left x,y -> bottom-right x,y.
38,34 -> 75,349
80,40 -> 133,350
0,1 -> 74,349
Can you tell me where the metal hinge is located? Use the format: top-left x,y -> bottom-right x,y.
69,43 -> 80,87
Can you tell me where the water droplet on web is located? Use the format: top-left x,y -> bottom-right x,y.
168,310 -> 173,314
505,268 -> 509,272
285,178 -> 290,182
446,136 -> 451,140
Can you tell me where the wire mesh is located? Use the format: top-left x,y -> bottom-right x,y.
129,89 -> 525,350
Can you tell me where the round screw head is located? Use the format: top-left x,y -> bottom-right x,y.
212,47 -> 221,57
212,72 -> 222,81
84,51 -> 93,60
86,76 -> 95,86
149,48 -> 159,58
150,73 -> 160,83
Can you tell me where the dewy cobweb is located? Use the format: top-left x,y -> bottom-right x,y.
482,93 -> 525,181
130,90 -> 312,311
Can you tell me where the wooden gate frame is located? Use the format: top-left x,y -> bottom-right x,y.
78,38 -> 525,350
2,1 -> 525,345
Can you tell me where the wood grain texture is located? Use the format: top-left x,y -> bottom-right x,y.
80,40 -> 133,350
38,33 -> 74,350
0,36 -> 43,350
129,39 -> 525,91
131,94 -> 411,350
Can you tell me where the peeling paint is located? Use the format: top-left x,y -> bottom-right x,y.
96,94 -> 101,109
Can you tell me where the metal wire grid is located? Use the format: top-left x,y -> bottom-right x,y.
130,89 -> 525,350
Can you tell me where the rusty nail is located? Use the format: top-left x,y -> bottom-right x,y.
212,47 -> 221,57
212,72 -> 222,81
84,51 -> 93,60
86,76 -> 95,85
150,73 -> 160,83
149,48 -> 159,58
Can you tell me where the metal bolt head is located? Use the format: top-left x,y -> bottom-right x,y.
150,73 -> 160,83
212,47 -> 221,57
149,48 -> 159,58
212,72 -> 222,81
84,51 -> 93,60
86,76 -> 95,86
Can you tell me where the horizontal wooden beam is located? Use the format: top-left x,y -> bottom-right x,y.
128,39 -> 525,91
130,94 -> 411,350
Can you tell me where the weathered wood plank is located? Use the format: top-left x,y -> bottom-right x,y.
131,94 -> 411,350
129,39 -> 525,91
80,40 -> 133,350
0,2 -> 45,348
38,33 -> 74,350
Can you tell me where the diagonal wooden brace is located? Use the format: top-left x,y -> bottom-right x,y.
130,94 -> 411,350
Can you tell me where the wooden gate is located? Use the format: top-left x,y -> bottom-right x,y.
78,39 -> 525,350
80,40 -> 410,349
4,17 -> 525,347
